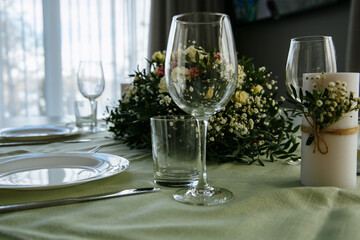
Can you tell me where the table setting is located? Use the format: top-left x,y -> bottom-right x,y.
1,11 -> 360,240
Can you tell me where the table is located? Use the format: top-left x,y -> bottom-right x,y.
0,130 -> 360,240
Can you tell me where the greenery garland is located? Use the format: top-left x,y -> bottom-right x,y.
105,50 -> 300,165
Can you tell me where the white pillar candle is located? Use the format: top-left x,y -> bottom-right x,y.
301,72 -> 359,188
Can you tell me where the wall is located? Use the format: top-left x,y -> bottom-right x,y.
233,0 -> 351,97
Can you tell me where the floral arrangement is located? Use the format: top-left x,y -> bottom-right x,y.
105,49 -> 300,165
287,73 -> 360,154
166,45 -> 236,113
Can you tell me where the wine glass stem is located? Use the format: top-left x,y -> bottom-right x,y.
196,118 -> 210,191
89,98 -> 97,130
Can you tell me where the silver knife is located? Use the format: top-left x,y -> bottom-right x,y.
0,187 -> 160,214
0,139 -> 91,146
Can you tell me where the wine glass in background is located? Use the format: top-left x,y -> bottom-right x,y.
77,61 -> 105,132
286,35 -> 337,97
165,12 -> 238,206
285,36 -> 337,165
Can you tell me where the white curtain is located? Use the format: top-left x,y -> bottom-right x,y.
0,0 -> 150,126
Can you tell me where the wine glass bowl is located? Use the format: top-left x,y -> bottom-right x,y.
165,12 -> 237,205
166,13 -> 237,119
77,61 -> 105,132
285,36 -> 337,96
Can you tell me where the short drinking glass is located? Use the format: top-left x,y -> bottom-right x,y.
151,116 -> 199,187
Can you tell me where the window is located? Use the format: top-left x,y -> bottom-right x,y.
0,0 -> 150,127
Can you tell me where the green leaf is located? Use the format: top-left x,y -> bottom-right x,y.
306,134 -> 314,145
288,142 -> 300,153
290,85 -> 297,99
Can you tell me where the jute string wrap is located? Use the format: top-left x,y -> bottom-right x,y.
301,114 -> 359,154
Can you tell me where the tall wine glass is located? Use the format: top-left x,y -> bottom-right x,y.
165,12 -> 238,206
286,36 -> 337,97
285,36 -> 336,165
77,61 -> 105,132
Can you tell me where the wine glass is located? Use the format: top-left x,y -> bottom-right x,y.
285,36 -> 337,165
165,12 -> 238,206
77,61 -> 105,132
286,36 -> 337,97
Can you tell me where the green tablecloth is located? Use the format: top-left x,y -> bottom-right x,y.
0,131 -> 360,240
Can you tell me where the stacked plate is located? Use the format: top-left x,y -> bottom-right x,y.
0,125 -> 129,190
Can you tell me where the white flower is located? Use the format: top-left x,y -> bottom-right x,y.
209,137 -> 215,142
158,77 -> 168,93
259,66 -> 266,72
170,67 -> 188,90
316,100 -> 323,107
164,95 -> 172,105
328,82 -> 335,88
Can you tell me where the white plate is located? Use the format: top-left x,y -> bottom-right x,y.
0,153 -> 129,190
0,125 -> 79,141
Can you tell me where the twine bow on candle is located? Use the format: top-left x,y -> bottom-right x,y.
301,113 -> 359,154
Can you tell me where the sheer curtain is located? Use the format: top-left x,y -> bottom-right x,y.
0,0 -> 150,127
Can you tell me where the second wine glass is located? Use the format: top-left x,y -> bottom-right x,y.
285,36 -> 336,165
286,36 -> 337,96
165,12 -> 238,206
77,61 -> 105,132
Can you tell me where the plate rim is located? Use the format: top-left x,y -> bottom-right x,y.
0,152 -> 129,190
0,125 -> 80,141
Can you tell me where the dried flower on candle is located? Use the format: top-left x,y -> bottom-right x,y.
287,73 -> 360,153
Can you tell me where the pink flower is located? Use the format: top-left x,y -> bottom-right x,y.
171,56 -> 178,70
189,67 -> 199,77
214,52 -> 221,58
155,65 -> 165,77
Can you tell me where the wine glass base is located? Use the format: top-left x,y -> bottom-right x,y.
173,187 -> 233,206
80,126 -> 106,133
287,158 -> 301,166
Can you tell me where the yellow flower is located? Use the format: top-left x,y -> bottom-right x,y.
158,77 -> 168,93
185,45 -> 206,62
251,85 -> 263,95
152,51 -> 165,63
234,91 -> 249,104
205,87 -> 214,99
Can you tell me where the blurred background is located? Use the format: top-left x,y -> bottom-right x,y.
0,0 -> 355,127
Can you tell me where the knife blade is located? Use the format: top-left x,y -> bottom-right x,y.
0,139 -> 91,146
0,187 -> 160,214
